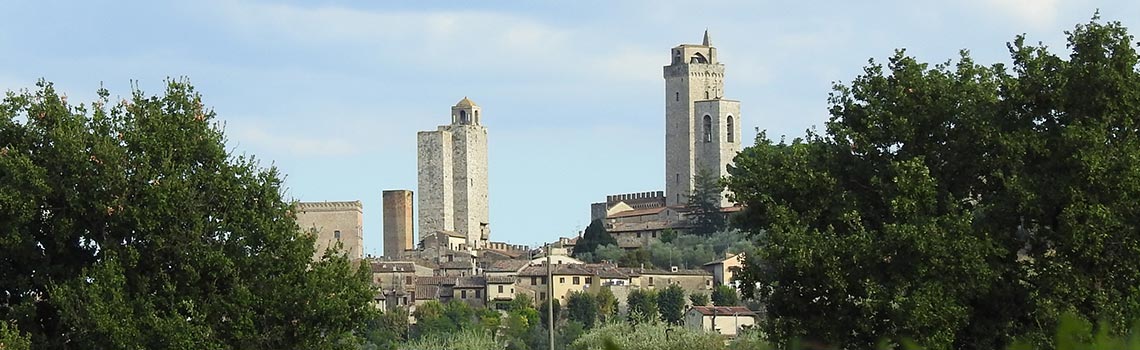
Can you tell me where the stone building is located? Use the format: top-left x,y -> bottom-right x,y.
382,190 -> 414,258
417,97 -> 490,251
684,306 -> 757,337
295,201 -> 364,261
664,30 -> 742,207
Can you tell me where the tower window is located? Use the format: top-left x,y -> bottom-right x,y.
459,110 -> 468,124
675,92 -> 679,101
334,230 -> 341,240
727,116 -> 735,142
703,115 -> 713,142
705,91 -> 710,99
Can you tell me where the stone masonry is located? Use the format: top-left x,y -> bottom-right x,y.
417,97 -> 490,251
382,190 -> 414,258
664,30 -> 741,207
295,201 -> 364,261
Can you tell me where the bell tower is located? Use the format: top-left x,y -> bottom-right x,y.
663,30 -> 741,207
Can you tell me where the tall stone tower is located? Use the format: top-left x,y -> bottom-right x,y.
417,97 -> 490,251
664,30 -> 741,207
382,190 -> 414,258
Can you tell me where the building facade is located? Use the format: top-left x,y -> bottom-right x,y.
417,97 -> 490,250
382,190 -> 414,258
296,201 -> 364,261
664,31 -> 742,207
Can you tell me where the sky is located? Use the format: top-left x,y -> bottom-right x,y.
2,0 -> 1138,255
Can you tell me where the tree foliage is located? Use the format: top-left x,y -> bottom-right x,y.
626,289 -> 657,323
710,285 -> 739,307
687,168 -> 728,236
596,287 -> 618,322
567,291 -> 599,329
689,292 -> 710,307
656,285 -> 686,325
0,80 -> 374,349
726,15 -> 1140,349
573,219 -> 617,259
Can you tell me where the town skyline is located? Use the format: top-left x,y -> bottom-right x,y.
3,0 -> 1138,253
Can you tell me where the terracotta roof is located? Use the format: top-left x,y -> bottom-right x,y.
486,275 -> 516,284
482,249 -> 523,259
689,306 -> 756,316
370,261 -> 419,273
636,267 -> 711,276
415,285 -> 440,300
455,276 -> 486,289
517,264 -> 595,277
703,252 -> 744,266
438,261 -> 473,269
485,259 -> 530,273
607,206 -> 668,219
455,96 -> 477,108
416,276 -> 457,286
721,205 -> 745,213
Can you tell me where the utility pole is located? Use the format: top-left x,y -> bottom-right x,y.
546,243 -> 554,350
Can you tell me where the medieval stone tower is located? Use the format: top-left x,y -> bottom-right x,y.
417,97 -> 490,250
664,30 -> 741,207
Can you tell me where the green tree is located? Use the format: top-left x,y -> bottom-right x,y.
689,292 -> 710,307
566,291 -> 598,329
539,299 -> 561,329
656,285 -> 686,325
725,15 -> 1140,350
0,320 -> 31,350
710,285 -> 739,307
0,80 -> 374,349
573,219 -> 617,260
619,248 -> 652,268
626,289 -> 657,323
595,287 -> 618,322
594,244 -> 626,263
686,168 -> 727,236
362,307 -> 410,350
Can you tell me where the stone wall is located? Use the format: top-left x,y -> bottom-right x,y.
417,130 -> 454,238
296,201 -> 364,261
664,42 -> 726,207
382,190 -> 414,258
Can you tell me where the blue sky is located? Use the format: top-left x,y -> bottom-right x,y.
2,0 -> 1137,255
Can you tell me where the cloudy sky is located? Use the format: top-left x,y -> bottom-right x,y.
2,0 -> 1137,254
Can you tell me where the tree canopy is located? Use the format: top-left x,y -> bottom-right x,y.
0,80 -> 374,349
572,219 -> 616,260
686,168 -> 727,236
726,15 -> 1140,349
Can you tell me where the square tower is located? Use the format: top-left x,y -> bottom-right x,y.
295,201 -> 364,261
417,97 -> 490,251
382,190 -> 414,258
663,30 -> 741,207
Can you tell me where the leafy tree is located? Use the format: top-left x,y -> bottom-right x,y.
619,248 -> 653,268
0,80 -> 374,349
566,291 -> 598,329
573,219 -> 617,259
412,301 -> 453,338
593,244 -> 626,263
626,289 -> 657,323
475,307 -> 501,335
686,168 -> 727,236
656,285 -> 686,325
508,293 -> 536,311
689,292 -> 710,307
710,285 -> 739,307
0,320 -> 31,350
726,15 -> 1140,350
659,229 -> 679,244
595,287 -> 618,322
362,307 -> 410,350
539,299 -> 561,329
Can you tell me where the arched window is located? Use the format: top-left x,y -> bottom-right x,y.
727,116 -> 735,142
703,115 -> 712,143
675,92 -> 679,101
474,110 -> 480,124
705,91 -> 710,99
459,110 -> 468,124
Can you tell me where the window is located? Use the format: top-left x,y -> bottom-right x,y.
637,232 -> 641,238
498,285 -> 504,293
405,276 -> 412,285
462,290 -> 467,299
459,110 -> 468,123
703,115 -> 713,142
727,116 -> 735,142
648,277 -> 654,285
573,277 -> 580,285
675,173 -> 679,184
531,277 -> 538,285
542,277 -> 548,284
706,91 -> 710,99
475,290 -> 482,298
560,277 -> 565,284
540,292 -> 547,300
586,277 -> 592,285
675,92 -> 679,101
333,230 -> 341,240
652,231 -> 657,238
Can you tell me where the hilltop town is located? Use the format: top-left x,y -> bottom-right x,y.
294,31 -> 754,335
